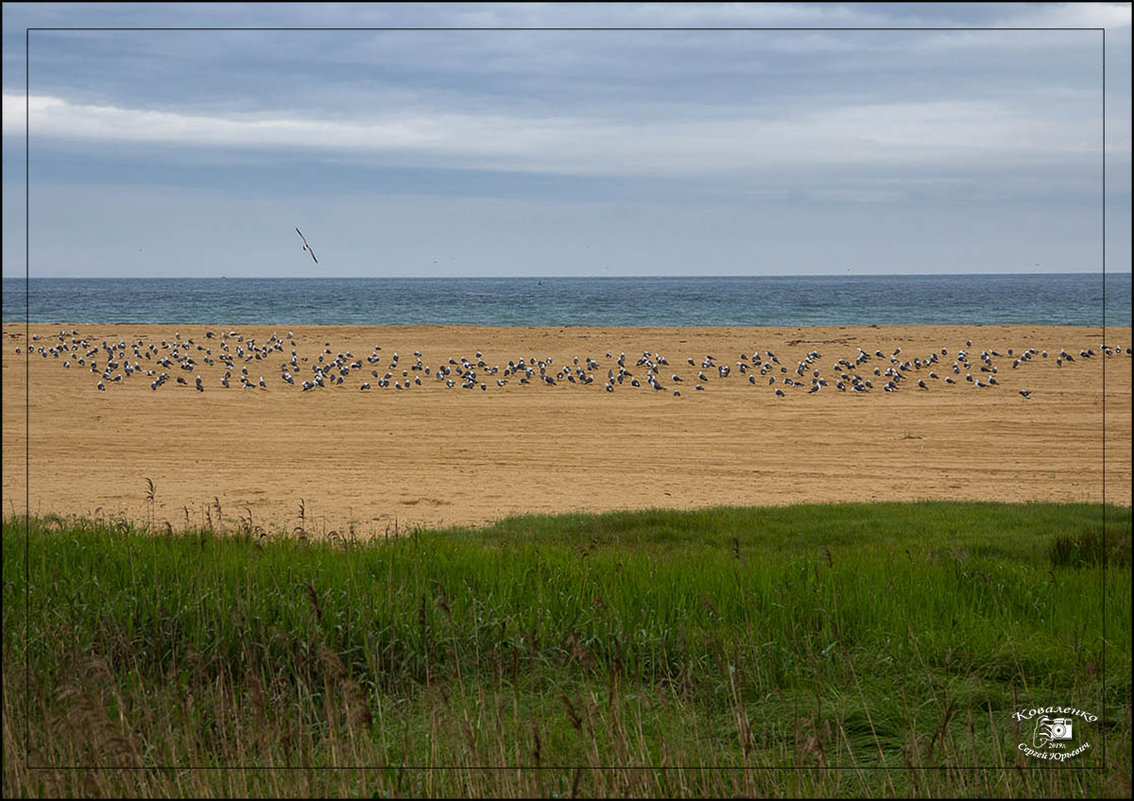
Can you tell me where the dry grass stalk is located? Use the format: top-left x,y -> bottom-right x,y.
560,694 -> 583,733
143,478 -> 155,528
302,580 -> 323,622
530,721 -> 542,767
295,498 -> 308,539
53,681 -> 141,768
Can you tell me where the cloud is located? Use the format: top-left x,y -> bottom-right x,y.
806,187 -> 907,204
1006,2 -> 1132,30
3,92 -> 1111,179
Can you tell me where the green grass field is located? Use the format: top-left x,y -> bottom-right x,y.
3,502 -> 1131,797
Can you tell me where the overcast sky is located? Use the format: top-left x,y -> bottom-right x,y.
2,2 -> 1130,278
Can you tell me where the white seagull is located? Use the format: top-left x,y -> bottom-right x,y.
296,227 -> 318,264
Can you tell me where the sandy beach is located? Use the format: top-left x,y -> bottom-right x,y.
3,322 -> 1130,535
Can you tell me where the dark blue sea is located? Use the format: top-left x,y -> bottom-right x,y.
2,274 -> 1130,327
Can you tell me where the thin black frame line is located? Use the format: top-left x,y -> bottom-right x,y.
1100,25 -> 1107,773
20,22 -> 1114,778
22,760 -> 1106,772
24,22 -> 31,768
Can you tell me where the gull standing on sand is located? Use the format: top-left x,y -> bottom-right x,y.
296,228 -> 319,264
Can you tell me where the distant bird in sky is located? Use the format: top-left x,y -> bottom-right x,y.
296,228 -> 318,264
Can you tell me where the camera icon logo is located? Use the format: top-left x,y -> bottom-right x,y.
1049,718 -> 1073,740
1033,715 -> 1074,748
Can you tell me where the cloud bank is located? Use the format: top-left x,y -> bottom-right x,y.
3,91 -> 1112,178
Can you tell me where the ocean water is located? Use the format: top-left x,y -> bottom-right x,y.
2,274 -> 1130,327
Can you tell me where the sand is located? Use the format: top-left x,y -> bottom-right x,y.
2,323 -> 1130,536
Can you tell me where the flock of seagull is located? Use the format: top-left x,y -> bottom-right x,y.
17,327 -> 1132,401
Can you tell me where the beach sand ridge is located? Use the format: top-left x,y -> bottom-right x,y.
3,323 -> 1129,535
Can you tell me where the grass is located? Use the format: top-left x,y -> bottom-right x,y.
3,501 -> 1131,797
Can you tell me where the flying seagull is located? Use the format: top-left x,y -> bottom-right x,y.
296,228 -> 318,264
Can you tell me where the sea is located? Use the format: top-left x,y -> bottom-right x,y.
2,274 -> 1130,327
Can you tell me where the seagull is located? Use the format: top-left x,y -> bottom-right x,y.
296,228 -> 318,264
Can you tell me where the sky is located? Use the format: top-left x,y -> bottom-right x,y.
1,2 -> 1130,278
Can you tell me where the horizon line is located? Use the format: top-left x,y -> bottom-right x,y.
3,270 -> 1131,281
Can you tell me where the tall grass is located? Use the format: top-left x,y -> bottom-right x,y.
3,502 -> 1131,797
